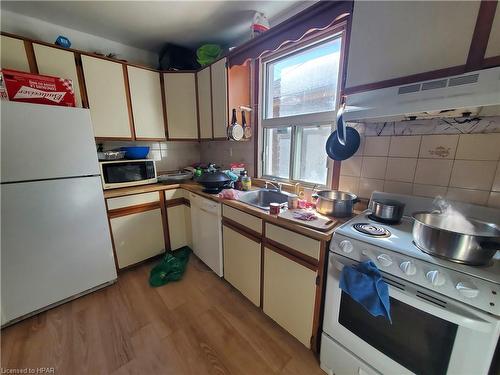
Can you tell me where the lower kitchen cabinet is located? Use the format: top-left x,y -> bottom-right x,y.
166,204 -> 191,250
110,208 -> 165,269
223,225 -> 261,306
263,247 -> 317,348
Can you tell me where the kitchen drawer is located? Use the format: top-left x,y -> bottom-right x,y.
164,188 -> 186,201
265,223 -> 320,260
107,192 -> 159,210
223,205 -> 262,234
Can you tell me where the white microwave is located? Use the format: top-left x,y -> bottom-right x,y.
99,159 -> 157,190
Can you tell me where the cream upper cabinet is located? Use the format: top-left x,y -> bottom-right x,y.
346,1 -> 480,88
197,67 -> 213,139
211,58 -> 228,138
110,208 -> 165,269
33,44 -> 82,107
223,225 -> 261,306
0,35 -> 29,72
163,73 -> 198,139
167,204 -> 190,250
81,55 -> 132,139
127,66 -> 166,139
263,247 -> 316,348
486,6 -> 500,59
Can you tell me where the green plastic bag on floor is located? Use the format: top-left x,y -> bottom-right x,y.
149,247 -> 191,287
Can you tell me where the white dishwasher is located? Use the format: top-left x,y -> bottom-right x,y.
189,193 -> 223,277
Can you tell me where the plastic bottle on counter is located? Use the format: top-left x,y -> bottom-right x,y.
241,170 -> 251,191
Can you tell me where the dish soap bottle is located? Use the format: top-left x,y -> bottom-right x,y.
241,170 -> 251,191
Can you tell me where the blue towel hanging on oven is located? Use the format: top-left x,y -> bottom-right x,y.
339,260 -> 392,323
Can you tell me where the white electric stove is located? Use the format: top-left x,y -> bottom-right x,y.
320,192 -> 500,375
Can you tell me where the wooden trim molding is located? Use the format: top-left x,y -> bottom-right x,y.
159,191 -> 171,251
484,55 -> 500,68
107,201 -> 160,219
159,72 -> 170,139
104,200 -> 120,272
122,65 -> 136,140
466,0 -> 498,71
264,238 -> 319,267
222,217 -> 262,243
195,71 -> 202,141
23,40 -> 38,74
74,53 -> 89,108
165,197 -> 190,208
264,241 -> 318,272
209,64 -> 215,139
311,240 -> 328,354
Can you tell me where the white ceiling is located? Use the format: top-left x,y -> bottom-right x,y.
1,1 -> 309,52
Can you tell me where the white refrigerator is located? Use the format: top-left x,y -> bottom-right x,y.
1,101 -> 117,326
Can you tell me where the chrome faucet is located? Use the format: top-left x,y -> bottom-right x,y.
265,180 -> 282,192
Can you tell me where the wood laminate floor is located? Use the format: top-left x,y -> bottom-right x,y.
1,256 -> 325,375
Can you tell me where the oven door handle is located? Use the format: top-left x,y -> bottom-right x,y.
332,257 -> 493,333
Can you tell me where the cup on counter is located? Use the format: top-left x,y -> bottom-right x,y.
269,202 -> 281,215
287,195 -> 299,209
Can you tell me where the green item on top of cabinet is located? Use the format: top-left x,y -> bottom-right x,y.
196,44 -> 222,66
149,247 -> 191,287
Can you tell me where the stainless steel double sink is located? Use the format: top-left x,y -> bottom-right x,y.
238,188 -> 293,210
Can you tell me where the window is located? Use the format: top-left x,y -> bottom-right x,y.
261,33 -> 343,186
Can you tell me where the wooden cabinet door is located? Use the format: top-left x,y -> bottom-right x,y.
346,1 -> 480,89
211,58 -> 228,139
0,35 -> 29,72
486,6 -> 500,59
223,225 -> 261,306
167,204 -> 189,250
197,67 -> 213,139
127,66 -> 166,139
163,73 -> 198,139
263,247 -> 316,348
81,55 -> 132,139
33,44 -> 82,107
110,208 -> 165,268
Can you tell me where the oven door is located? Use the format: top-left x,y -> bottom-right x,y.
100,160 -> 157,189
323,253 -> 500,375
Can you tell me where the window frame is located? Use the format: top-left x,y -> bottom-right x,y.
258,25 -> 347,188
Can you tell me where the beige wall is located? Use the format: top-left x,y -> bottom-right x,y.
100,141 -> 200,173
200,140 -> 255,177
340,117 -> 500,208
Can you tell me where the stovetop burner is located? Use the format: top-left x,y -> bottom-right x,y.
352,223 -> 391,237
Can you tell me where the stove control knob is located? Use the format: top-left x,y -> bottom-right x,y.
426,270 -> 446,287
456,281 -> 479,298
377,254 -> 393,267
339,240 -> 353,254
400,261 -> 416,276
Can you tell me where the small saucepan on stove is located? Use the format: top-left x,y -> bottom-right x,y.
369,199 -> 405,223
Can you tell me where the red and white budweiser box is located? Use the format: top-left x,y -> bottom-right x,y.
0,69 -> 76,107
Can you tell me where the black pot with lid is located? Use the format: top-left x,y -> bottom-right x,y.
195,164 -> 231,194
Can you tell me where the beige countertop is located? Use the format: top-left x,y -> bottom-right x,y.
103,182 -> 354,241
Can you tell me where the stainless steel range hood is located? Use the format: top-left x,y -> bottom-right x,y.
343,66 -> 500,122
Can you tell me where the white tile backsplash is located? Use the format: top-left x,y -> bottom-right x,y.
414,159 -> 453,186
361,157 -> 387,179
449,160 -> 497,190
385,157 -> 417,182
339,116 -> 500,207
419,134 -> 459,159
455,133 -> 500,161
388,136 -> 421,157
363,136 -> 390,156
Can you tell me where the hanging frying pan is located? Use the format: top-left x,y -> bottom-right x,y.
325,103 -> 360,161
